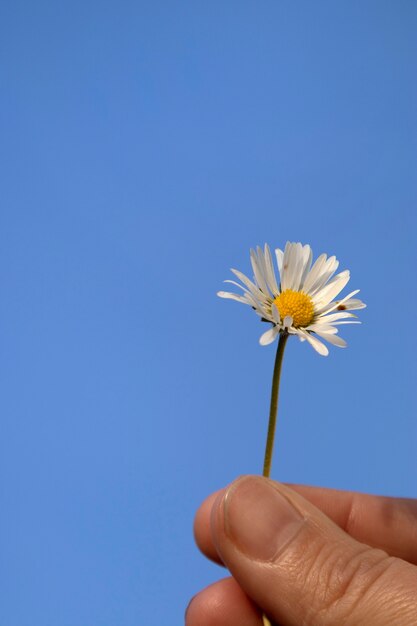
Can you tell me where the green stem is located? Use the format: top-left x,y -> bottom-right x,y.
262,332 -> 288,478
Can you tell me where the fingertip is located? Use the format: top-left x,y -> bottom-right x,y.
194,489 -> 225,564
193,477 -> 271,567
185,578 -> 262,626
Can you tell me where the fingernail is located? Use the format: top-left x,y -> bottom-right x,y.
222,477 -> 305,561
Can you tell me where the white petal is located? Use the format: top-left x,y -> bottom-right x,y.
250,248 -> 270,295
254,247 -> 270,289
224,278 -> 266,309
291,243 -> 307,291
280,242 -> 304,291
271,303 -> 280,323
263,244 -> 280,295
298,329 -> 329,356
340,298 -> 366,310
256,245 -> 279,297
299,245 -> 313,286
259,326 -> 279,346
314,331 -> 347,348
317,289 -> 360,316
224,279 -> 250,293
223,281 -> 264,309
217,291 -> 251,303
291,328 -> 306,341
219,287 -> 269,316
307,256 -> 340,296
314,311 -> 357,324
302,253 -> 328,293
283,315 -> 293,328
305,323 -> 338,334
280,242 -> 292,291
312,270 -> 350,308
231,269 -> 269,302
275,248 -> 284,278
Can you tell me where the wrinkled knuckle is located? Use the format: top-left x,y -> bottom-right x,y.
336,555 -> 417,625
298,543 -> 393,625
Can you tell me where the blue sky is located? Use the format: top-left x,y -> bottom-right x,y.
1,1 -> 416,624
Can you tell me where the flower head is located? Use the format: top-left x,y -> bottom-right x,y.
218,242 -> 365,356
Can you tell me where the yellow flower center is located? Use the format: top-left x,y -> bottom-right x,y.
273,289 -> 315,327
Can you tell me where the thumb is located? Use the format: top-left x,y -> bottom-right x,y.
211,476 -> 417,626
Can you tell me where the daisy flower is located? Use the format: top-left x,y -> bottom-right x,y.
216,243 -> 366,626
218,241 -> 365,356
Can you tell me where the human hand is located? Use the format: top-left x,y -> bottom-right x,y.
186,476 -> 417,625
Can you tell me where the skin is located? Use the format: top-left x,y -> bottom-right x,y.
187,477 -> 417,626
